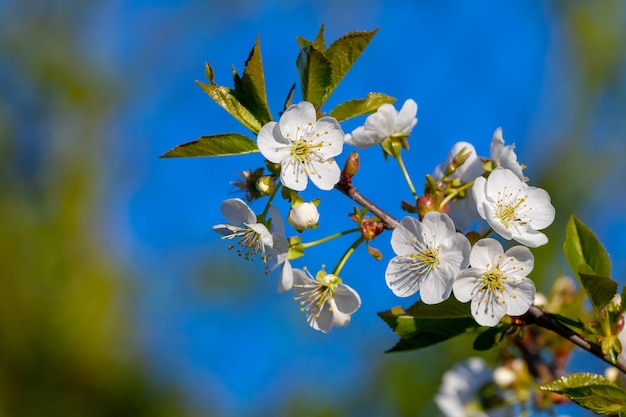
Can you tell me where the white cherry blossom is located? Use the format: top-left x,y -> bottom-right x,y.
345,99 -> 418,149
292,268 -> 361,333
385,212 -> 471,304
257,101 -> 344,191
473,167 -> 555,248
453,238 -> 536,327
490,127 -> 525,180
212,198 -> 273,262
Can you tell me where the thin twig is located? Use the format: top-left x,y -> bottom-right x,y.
334,181 -> 400,229
521,305 -> 626,373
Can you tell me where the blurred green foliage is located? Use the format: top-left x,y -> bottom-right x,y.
0,1 -> 201,416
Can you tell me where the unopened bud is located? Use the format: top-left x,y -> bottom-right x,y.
417,195 -> 448,219
256,175 -> 275,196
341,151 -> 360,183
288,201 -> 320,232
445,146 -> 471,176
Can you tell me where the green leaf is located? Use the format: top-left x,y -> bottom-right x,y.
231,36 -> 273,126
578,271 -> 618,312
564,215 -> 612,277
196,80 -> 263,134
378,297 -> 480,352
563,215 -> 616,312
541,373 -> 626,416
473,324 -> 510,351
329,92 -> 396,122
325,28 -> 378,101
296,45 -> 332,108
296,23 -> 326,51
159,133 -> 258,158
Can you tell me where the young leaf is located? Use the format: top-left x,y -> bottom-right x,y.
578,271 -> 618,312
296,23 -> 326,51
159,133 -> 258,158
196,81 -> 262,134
564,215 -> 612,277
378,298 -> 480,352
231,36 -> 273,126
541,373 -> 626,416
329,92 -> 396,122
296,45 -> 332,108
325,28 -> 379,101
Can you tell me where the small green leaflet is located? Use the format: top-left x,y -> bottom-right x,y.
564,215 -> 612,277
231,36 -> 273,126
378,297 -> 480,352
196,79 -> 263,135
159,133 -> 258,158
563,215 -> 617,312
541,373 -> 626,416
329,93 -> 396,122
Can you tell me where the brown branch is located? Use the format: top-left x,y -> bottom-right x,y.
334,181 -> 400,229
521,305 -> 626,373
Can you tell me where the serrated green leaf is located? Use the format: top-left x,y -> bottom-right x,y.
541,373 -> 626,416
159,133 -> 258,158
196,81 -> 262,134
564,215 -> 612,277
324,28 -> 379,101
296,23 -> 326,51
578,271 -> 618,311
296,45 -> 332,108
378,298 -> 480,352
329,92 -> 396,122
231,36 -> 273,126
564,215 -> 615,313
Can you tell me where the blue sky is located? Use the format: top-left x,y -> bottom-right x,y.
87,1 -> 626,415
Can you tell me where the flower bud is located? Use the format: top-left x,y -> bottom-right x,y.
361,219 -> 384,241
255,175 -> 275,196
288,201 -> 320,232
341,151 -> 360,183
417,195 -> 448,219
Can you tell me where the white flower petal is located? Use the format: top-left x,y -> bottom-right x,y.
308,159 -> 340,190
390,216 -> 422,255
395,99 -> 418,133
469,238 -> 503,269
279,101 -> 316,139
419,270 -> 453,304
276,260 -> 293,292
453,270 -> 483,303
279,157 -> 308,191
220,198 -> 256,225
471,289 -> 507,327
258,122 -> 290,163
385,256 -> 424,297
503,278 -> 535,316
365,103 -> 396,136
332,284 -> 361,315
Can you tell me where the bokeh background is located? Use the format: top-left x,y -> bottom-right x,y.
2,0 -> 625,416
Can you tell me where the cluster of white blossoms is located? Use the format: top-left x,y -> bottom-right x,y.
213,98 -> 556,331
